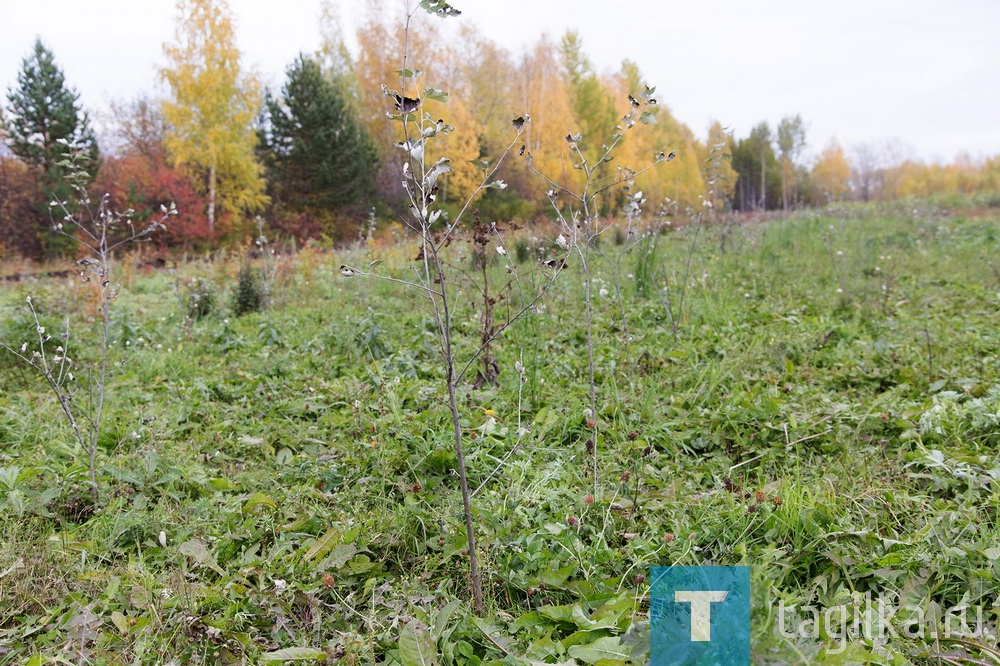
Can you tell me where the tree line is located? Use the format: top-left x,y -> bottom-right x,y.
2,0 -> 999,260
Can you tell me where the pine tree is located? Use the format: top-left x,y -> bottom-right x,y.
258,54 -> 376,219
3,38 -> 98,255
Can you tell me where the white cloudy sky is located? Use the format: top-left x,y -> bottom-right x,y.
1,0 -> 998,164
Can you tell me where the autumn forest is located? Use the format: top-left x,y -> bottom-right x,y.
1,0 -> 998,259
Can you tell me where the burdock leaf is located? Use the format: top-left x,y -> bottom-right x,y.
639,112 -> 657,125
512,115 -> 527,130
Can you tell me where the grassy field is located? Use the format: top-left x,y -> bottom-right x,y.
2,201 -> 1000,664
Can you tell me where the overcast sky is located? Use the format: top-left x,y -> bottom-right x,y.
1,0 -> 998,164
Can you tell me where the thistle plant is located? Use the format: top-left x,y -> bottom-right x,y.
521,89 -> 673,500
595,185 -> 647,369
338,0 -> 561,614
0,139 -> 173,506
657,126 -> 731,342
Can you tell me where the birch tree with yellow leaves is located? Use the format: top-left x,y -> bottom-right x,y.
811,139 -> 851,203
160,0 -> 267,236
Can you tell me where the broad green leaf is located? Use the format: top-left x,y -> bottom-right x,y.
261,647 -> 328,662
538,563 -> 576,588
433,599 -> 462,641
387,112 -> 418,123
347,554 -> 376,574
560,628 -> 613,649
537,603 -> 576,624
620,621 -> 650,660
566,636 -> 628,664
394,69 -> 422,79
639,112 -> 657,125
399,619 -> 438,666
178,539 -> 213,564
243,491 -> 277,512
303,526 -> 341,562
320,543 -> 356,569
207,477 -> 239,492
418,0 -> 461,18
471,616 -> 512,655
278,516 -> 309,532
422,87 -> 449,103
817,641 -> 880,664
178,539 -> 226,575
111,610 -> 129,635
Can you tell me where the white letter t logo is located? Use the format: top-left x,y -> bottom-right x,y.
674,590 -> 729,641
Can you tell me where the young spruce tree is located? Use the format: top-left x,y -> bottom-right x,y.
2,38 -> 98,255
258,54 -> 376,224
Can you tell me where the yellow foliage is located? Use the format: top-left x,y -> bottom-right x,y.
811,140 -> 851,202
698,121 -> 738,207
160,0 -> 266,230
514,37 -> 584,197
424,95 -> 481,205
892,155 -> 994,199
602,65 -> 706,214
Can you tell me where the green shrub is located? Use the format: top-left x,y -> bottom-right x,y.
513,236 -> 532,263
231,265 -> 263,316
633,234 -> 657,298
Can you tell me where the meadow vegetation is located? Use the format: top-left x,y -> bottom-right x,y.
4,2 -> 1000,664
2,199 -> 1000,663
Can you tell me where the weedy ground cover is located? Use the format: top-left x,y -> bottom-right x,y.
1,201 -> 1000,664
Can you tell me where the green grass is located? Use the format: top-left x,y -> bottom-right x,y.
2,202 -> 1000,664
